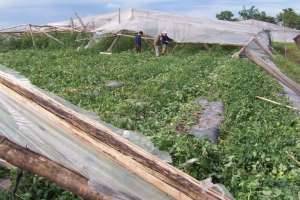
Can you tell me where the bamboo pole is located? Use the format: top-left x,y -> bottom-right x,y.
256,96 -> 299,111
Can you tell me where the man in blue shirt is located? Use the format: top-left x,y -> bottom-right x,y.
134,31 -> 143,53
154,31 -> 172,57
161,31 -> 172,55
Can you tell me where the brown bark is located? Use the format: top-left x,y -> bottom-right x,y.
0,136 -> 105,200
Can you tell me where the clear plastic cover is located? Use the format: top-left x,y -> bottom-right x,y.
48,9 -> 300,45
0,66 -> 174,199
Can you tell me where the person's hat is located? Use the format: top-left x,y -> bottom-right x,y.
162,30 -> 167,34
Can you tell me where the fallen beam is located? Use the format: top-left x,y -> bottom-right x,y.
0,68 -> 230,200
245,48 -> 300,96
0,136 -> 104,200
234,31 -> 300,96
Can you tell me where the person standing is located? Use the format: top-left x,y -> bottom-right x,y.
154,31 -> 172,57
161,31 -> 172,55
134,31 -> 143,53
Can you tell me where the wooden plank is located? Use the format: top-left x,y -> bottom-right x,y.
0,71 -> 230,200
0,136 -> 104,200
0,83 -> 192,200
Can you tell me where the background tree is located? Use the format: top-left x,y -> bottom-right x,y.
216,11 -> 237,21
239,6 -> 260,20
277,8 -> 300,29
239,6 -> 276,23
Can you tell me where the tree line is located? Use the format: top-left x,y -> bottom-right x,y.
216,6 -> 300,30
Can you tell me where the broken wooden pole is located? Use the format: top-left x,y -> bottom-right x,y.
75,12 -> 86,32
256,96 -> 299,111
41,31 -> 64,45
0,136 -> 104,200
106,36 -> 119,53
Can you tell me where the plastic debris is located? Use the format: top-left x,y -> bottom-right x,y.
200,177 -> 234,200
190,98 -> 224,143
181,158 -> 199,167
105,80 -> 123,89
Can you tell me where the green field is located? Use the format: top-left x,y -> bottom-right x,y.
0,41 -> 299,200
273,43 -> 300,84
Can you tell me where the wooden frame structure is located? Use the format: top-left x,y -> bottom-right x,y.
234,32 -> 300,96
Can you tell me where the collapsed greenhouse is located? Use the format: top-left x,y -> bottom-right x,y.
0,9 -> 299,200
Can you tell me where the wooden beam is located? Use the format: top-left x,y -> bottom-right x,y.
106,36 -> 119,53
0,83 -> 191,200
0,136 -> 104,200
116,33 -> 154,40
0,70 -> 230,200
41,31 -> 64,45
74,12 -> 86,32
253,38 -> 273,57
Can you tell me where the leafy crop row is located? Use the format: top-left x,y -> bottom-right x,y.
0,45 -> 298,199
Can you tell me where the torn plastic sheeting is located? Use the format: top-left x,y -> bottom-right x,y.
242,32 -> 300,96
236,31 -> 300,115
189,99 -> 224,143
200,178 -> 234,200
0,65 -> 172,163
0,66 -> 174,200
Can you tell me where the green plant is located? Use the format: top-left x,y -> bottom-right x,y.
0,45 -> 298,199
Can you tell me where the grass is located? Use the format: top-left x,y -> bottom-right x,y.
0,41 -> 299,199
273,42 -> 300,84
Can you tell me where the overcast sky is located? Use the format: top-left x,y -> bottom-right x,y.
0,0 -> 299,26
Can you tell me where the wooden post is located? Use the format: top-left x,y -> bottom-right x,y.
118,8 -> 121,24
130,8 -> 134,20
70,17 -> 75,34
28,24 -> 36,48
